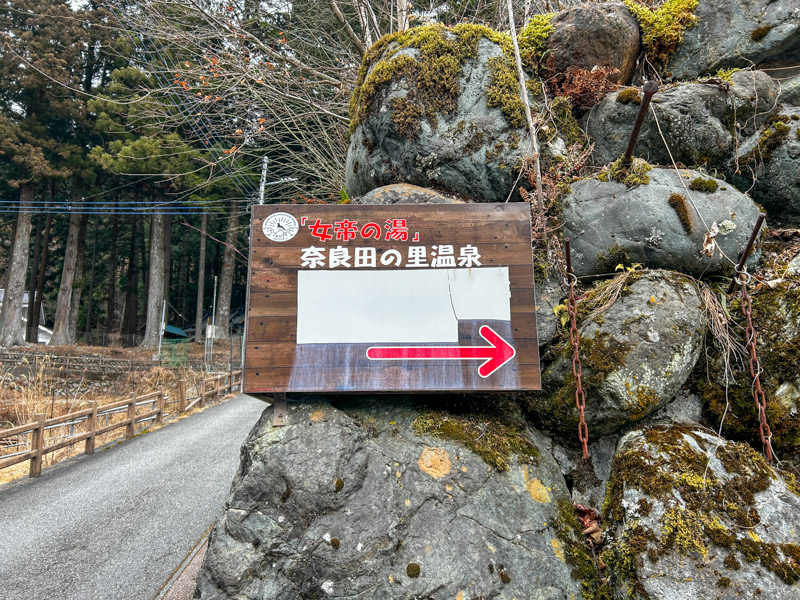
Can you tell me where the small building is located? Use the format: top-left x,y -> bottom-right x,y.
0,289 -> 52,343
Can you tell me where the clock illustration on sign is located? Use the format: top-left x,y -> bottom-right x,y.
262,212 -> 299,242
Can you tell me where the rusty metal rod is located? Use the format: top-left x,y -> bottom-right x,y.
565,238 -> 572,274
623,80 -> 660,164
727,213 -> 766,294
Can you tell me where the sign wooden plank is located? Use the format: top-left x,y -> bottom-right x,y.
245,203 -> 541,392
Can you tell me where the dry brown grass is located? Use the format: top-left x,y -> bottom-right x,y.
0,362 -> 236,486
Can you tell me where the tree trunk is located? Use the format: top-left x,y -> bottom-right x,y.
50,182 -> 84,346
140,215 -> 148,325
139,211 -> 166,349
105,214 -> 119,334
121,214 -> 140,345
0,182 -> 35,347
2,217 -> 18,293
178,221 -> 190,325
84,218 -> 99,340
397,0 -> 408,31
194,213 -> 207,344
213,208 -> 239,340
68,214 -> 89,342
163,213 -> 172,304
32,205 -> 54,339
26,212 -> 44,342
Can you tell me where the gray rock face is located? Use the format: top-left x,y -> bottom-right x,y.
586,70 -> 780,168
346,33 -> 546,203
604,425 -> 800,599
729,105 -> 800,225
534,276 -> 562,350
779,73 -> 800,105
195,398 -> 583,599
534,271 -> 707,439
562,168 -> 764,278
544,2 -> 641,84
355,183 -> 464,205
787,252 -> 800,276
668,0 -> 800,80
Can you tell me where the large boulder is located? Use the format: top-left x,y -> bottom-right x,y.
603,425 -> 800,599
562,167 -> 764,278
586,70 -> 780,168
354,183 -> 464,205
528,271 -> 707,440
195,397 -> 585,599
729,106 -> 800,225
668,0 -> 800,80
345,25 -> 567,203
544,2 -> 641,84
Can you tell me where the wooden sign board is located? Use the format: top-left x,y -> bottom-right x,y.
245,203 -> 540,393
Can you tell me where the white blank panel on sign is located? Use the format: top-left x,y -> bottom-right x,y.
448,267 -> 511,321
296,267 -> 511,344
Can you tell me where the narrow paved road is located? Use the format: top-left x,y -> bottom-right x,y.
0,394 -> 266,600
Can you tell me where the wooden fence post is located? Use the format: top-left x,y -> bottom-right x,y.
215,375 -> 221,402
199,378 -> 206,408
29,413 -> 45,478
229,368 -> 233,394
125,393 -> 136,439
178,380 -> 186,414
85,401 -> 97,455
156,387 -> 164,425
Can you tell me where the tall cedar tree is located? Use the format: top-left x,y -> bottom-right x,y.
0,1 -> 84,346
50,1 -> 122,345
90,67 -> 203,349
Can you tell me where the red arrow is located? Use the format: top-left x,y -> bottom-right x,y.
366,326 -> 516,378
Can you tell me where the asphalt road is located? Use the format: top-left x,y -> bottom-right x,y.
0,394 -> 267,600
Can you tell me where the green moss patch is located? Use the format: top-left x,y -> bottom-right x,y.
411,397 -> 538,472
621,0 -> 699,67
553,498 -> 608,599
518,13 -> 556,74
616,88 -> 642,105
598,156 -> 653,186
713,67 -> 742,82
751,24 -> 772,42
550,96 -> 584,147
604,426 -> 800,585
349,24 -> 510,134
740,119 -> 791,167
668,193 -> 693,233
688,176 -> 718,193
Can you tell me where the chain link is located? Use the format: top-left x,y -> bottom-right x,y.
566,274 -> 589,459
738,271 -> 773,464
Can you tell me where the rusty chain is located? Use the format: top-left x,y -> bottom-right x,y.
737,268 -> 773,463
564,239 -> 589,459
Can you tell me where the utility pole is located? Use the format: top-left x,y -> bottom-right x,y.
258,156 -> 268,205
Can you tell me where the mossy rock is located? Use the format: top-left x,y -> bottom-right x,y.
523,271 -> 706,440
728,106 -> 800,226
196,395 -> 585,599
694,283 -> 800,454
586,70 -> 780,169
345,24 -> 576,203
602,424 -> 800,599
542,2 -> 641,84
667,0 -> 800,81
563,168 -> 764,278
